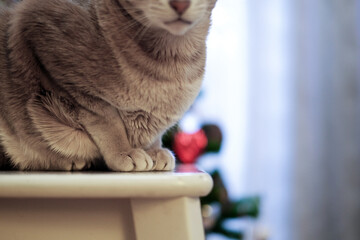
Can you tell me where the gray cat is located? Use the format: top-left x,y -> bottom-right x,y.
0,0 -> 217,171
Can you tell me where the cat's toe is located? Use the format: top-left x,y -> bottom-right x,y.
71,159 -> 90,171
107,149 -> 153,172
128,148 -> 153,171
147,148 -> 175,171
54,158 -> 89,171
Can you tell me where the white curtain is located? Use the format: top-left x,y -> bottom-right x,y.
245,0 -> 294,239
292,0 -> 360,239
245,0 -> 360,240
194,0 -> 248,199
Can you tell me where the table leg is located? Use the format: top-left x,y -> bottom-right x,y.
131,197 -> 205,240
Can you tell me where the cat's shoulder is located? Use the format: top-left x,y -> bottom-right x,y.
10,0 -> 94,36
12,0 -> 88,16
8,0 -> 99,53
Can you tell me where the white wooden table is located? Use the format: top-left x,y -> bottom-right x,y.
0,165 -> 213,240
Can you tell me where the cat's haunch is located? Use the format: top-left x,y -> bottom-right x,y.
0,0 -> 217,171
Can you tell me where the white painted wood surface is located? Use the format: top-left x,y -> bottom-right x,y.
0,165 -> 213,240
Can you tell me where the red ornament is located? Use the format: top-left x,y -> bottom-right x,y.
173,129 -> 208,164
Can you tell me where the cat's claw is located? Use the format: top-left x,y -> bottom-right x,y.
107,148 -> 154,172
71,160 -> 89,171
147,148 -> 175,171
57,158 -> 90,171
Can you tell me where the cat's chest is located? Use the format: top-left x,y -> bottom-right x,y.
121,75 -> 202,147
133,76 -> 202,119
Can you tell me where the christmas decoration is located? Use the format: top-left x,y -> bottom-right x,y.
173,129 -> 207,164
201,170 -> 260,239
162,123 -> 260,239
202,124 -> 222,153
163,123 -> 223,164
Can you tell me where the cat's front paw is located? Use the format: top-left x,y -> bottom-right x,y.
146,148 -> 175,171
106,148 -> 154,172
55,158 -> 91,171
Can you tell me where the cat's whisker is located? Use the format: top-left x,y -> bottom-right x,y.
133,22 -> 152,43
119,15 -> 149,32
120,17 -> 151,51
139,22 -> 153,40
149,5 -> 165,11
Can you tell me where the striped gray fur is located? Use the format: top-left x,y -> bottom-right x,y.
0,0 -> 217,171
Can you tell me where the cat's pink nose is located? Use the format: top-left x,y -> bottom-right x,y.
170,0 -> 190,15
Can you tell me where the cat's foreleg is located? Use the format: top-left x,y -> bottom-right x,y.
145,138 -> 176,171
79,108 -> 154,172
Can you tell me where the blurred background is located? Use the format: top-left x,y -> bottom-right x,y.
2,0 -> 360,239
190,0 -> 360,239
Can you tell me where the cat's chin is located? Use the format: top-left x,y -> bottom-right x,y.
162,20 -> 193,36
